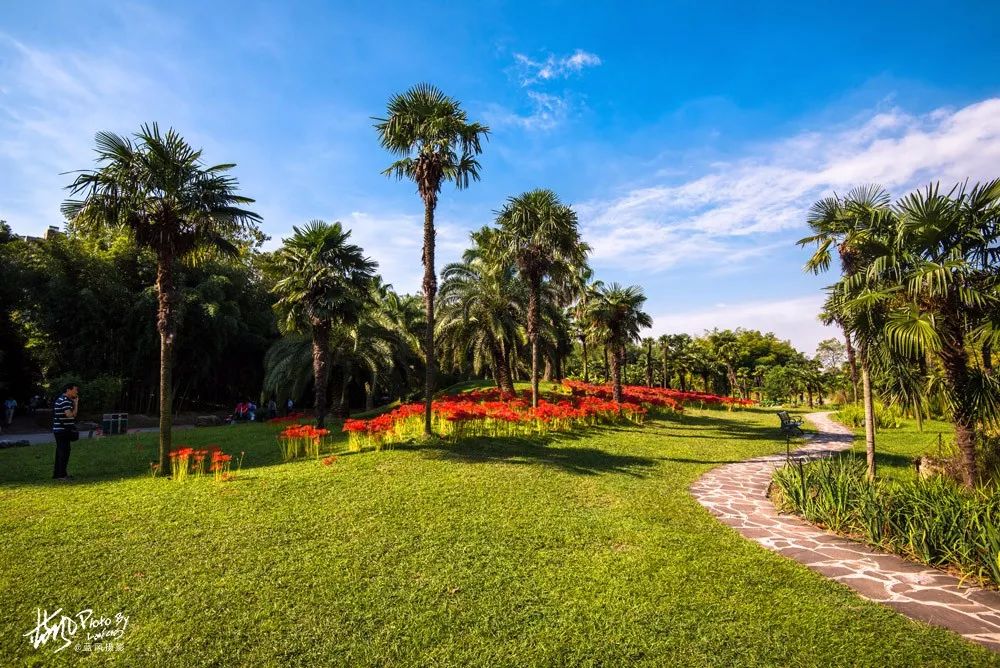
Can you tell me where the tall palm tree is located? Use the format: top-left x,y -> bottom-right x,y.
799,184 -> 893,480
62,124 -> 260,473
269,221 -> 377,428
374,84 -> 490,436
860,180 -> 1000,486
494,189 -> 589,407
587,284 -> 653,403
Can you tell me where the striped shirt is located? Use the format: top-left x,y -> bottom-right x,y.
52,394 -> 75,432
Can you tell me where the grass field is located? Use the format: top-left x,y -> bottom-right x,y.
2,407 -> 997,666
831,411 -> 956,481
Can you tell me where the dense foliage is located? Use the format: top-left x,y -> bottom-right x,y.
772,455 -> 1000,587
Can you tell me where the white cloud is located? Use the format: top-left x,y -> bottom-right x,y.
580,98 -> 1000,272
512,49 -> 601,86
484,91 -> 569,131
649,295 -> 839,354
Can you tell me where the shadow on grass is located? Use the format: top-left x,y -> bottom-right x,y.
408,435 -> 658,477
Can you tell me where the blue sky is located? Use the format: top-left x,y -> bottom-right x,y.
3,1 -> 999,353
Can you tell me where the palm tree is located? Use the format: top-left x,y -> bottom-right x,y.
494,189 -> 589,407
861,180 -> 1000,486
437,252 -> 525,394
587,284 -> 653,403
62,124 -> 260,473
799,184 -> 893,480
374,84 -> 490,436
264,281 -> 419,416
269,221 -> 377,428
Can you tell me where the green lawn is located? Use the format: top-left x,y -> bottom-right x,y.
2,408 -> 996,666
824,411 -> 955,482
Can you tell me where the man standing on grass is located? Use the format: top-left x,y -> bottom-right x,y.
52,384 -> 79,481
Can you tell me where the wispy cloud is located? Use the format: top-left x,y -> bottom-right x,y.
512,49 -> 602,86
487,48 -> 601,131
580,98 -> 1000,271
484,91 -> 570,131
650,294 -> 837,354
0,33 -> 190,230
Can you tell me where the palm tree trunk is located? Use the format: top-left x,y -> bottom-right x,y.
156,258 -> 177,475
603,345 -> 610,383
645,340 -> 653,387
581,335 -> 589,383
844,327 -> 859,403
422,198 -> 437,435
527,276 -> 541,408
939,315 -> 978,487
489,336 -> 515,395
679,371 -> 687,393
610,341 -> 624,403
312,322 -> 332,428
859,341 -> 876,481
661,344 -> 669,388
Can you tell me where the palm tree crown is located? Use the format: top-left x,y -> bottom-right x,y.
374,83 -> 490,205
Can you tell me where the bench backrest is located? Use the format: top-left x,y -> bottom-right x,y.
776,410 -> 792,424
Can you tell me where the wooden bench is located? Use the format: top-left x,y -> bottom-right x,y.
776,410 -> 803,437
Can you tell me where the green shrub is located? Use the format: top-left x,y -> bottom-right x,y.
47,373 -> 124,415
835,401 -> 904,430
772,456 -> 1000,587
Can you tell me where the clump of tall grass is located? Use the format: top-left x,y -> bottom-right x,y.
772,455 -> 1000,587
835,401 -> 904,430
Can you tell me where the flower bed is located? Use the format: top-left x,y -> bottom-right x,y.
342,387 -> 647,451
563,380 -> 754,410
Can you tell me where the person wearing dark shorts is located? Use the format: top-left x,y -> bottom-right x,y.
52,383 -> 79,481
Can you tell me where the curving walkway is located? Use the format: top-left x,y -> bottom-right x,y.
690,411 -> 1000,653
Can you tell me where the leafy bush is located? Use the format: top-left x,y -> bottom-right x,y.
772,456 -> 1000,587
47,373 -> 124,415
835,401 -> 904,430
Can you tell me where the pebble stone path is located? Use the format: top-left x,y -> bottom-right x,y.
689,411 -> 1000,653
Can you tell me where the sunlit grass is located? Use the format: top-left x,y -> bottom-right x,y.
1,408 -> 995,666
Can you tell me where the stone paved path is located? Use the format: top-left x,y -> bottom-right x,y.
689,411 -> 1000,653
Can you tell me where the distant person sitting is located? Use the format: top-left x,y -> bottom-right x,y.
267,398 -> 277,421
233,401 -> 249,423
286,398 -> 294,416
4,397 -> 16,426
52,384 -> 79,481
248,401 -> 257,422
